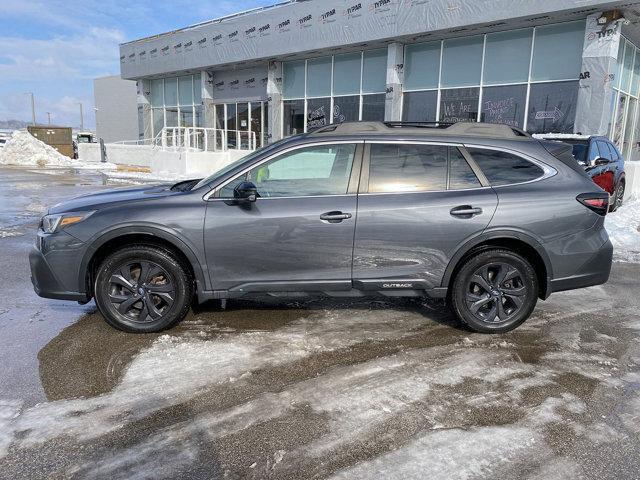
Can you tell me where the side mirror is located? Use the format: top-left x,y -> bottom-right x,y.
233,181 -> 258,203
594,156 -> 609,166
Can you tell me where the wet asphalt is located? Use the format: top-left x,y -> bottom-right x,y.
0,166 -> 639,480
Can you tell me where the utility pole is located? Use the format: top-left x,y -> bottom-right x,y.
79,102 -> 84,131
46,112 -> 52,125
25,92 -> 36,126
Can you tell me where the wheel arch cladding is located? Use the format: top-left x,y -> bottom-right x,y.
81,229 -> 206,298
444,235 -> 552,300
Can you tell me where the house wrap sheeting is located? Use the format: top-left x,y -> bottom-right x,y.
119,0 -> 616,79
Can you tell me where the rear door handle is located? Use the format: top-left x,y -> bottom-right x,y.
320,211 -> 352,223
450,206 -> 483,217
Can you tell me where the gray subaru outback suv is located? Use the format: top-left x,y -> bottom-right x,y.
30,122 -> 613,333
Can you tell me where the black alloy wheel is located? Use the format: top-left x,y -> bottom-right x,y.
108,261 -> 176,323
451,249 -> 538,333
95,245 -> 193,333
465,262 -> 526,324
612,182 -> 625,212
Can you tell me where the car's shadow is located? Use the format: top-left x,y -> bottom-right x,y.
37,296 -> 468,402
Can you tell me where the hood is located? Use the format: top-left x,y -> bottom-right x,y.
48,183 -> 178,214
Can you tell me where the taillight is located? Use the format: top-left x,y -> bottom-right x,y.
577,193 -> 609,216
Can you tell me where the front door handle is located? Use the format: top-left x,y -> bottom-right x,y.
450,206 -> 483,218
320,211 -> 352,223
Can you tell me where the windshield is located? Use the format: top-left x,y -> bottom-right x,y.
192,141 -> 286,190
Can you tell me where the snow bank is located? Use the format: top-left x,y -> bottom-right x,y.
0,131 -> 116,170
0,130 -> 74,167
605,200 -> 640,263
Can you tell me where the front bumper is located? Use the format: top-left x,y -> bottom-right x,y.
29,231 -> 90,302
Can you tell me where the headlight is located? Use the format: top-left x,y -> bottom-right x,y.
40,211 -> 95,234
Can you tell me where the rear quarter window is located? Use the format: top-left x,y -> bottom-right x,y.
467,148 -> 545,186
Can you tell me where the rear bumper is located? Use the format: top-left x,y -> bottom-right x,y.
548,239 -> 613,295
29,244 -> 89,302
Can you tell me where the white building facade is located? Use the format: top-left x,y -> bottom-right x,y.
119,1 -> 640,163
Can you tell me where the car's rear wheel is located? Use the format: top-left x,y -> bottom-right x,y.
450,249 -> 538,333
94,245 -> 193,333
610,181 -> 625,212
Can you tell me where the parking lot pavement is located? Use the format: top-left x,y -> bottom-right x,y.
0,166 -> 639,480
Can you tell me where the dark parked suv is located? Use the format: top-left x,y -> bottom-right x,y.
537,134 -> 626,212
30,122 -> 613,334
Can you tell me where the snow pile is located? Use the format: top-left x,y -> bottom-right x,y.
0,131 -> 116,170
606,200 -> 640,263
0,130 -> 74,167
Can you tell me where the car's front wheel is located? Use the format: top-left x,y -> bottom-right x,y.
94,245 -> 193,333
450,249 -> 538,333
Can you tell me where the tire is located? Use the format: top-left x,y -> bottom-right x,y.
610,181 -> 625,212
450,249 -> 538,334
94,245 -> 193,333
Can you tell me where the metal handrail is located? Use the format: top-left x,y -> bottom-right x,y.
160,127 -> 256,152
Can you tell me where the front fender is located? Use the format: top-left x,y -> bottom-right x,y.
78,223 -> 210,294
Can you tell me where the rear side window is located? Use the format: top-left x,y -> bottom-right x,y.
367,144 -> 481,193
596,141 -> 613,161
467,148 -> 545,186
607,142 -> 621,160
588,142 -> 600,163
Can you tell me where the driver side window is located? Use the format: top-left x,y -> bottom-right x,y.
219,144 -> 357,198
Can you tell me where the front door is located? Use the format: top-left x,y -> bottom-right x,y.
204,142 -> 362,293
352,142 -> 498,291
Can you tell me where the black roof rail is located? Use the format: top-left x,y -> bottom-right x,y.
384,121 -> 454,129
309,121 -> 532,139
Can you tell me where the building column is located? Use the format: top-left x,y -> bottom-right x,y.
136,79 -> 152,140
267,61 -> 283,142
201,70 -> 216,129
575,13 -> 624,136
385,42 -> 404,122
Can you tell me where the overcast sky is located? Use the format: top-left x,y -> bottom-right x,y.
0,0 -> 273,129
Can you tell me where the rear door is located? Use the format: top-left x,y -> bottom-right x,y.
352,141 -> 498,291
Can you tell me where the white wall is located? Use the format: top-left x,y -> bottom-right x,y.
625,162 -> 640,200
78,142 -> 251,177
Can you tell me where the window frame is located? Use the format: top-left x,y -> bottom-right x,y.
359,140 -> 491,195
208,141 -> 365,200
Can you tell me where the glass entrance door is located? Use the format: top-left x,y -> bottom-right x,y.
214,101 -> 269,150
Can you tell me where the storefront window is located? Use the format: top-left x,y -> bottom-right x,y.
480,84 -> 527,128
306,57 -> 332,98
402,91 -> 438,122
284,99 -> 305,136
333,52 -> 361,95
441,36 -> 483,87
612,93 -> 627,148
283,60 -> 305,99
362,94 -> 386,121
531,21 -> 584,81
307,98 -> 331,129
362,49 -> 387,94
179,106 -> 194,127
150,80 -> 164,107
440,88 -> 480,123
527,81 -> 579,134
483,29 -> 532,85
164,78 -> 178,106
404,41 -> 440,91
178,76 -> 193,106
333,96 -> 360,123
621,41 -> 635,93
